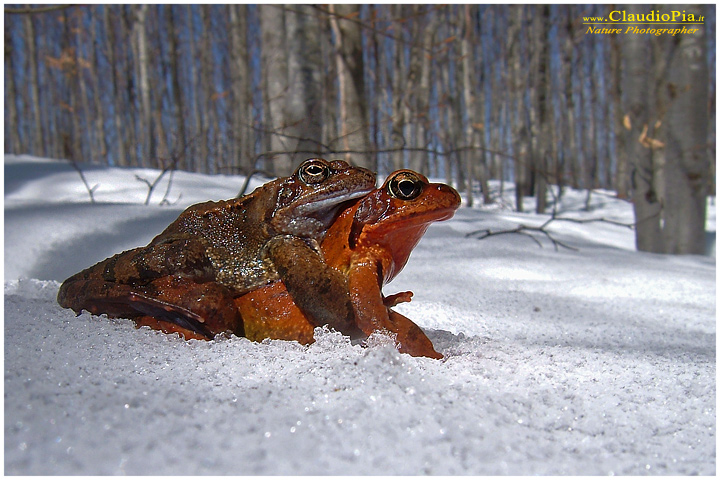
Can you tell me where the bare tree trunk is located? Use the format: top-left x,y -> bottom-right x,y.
148,9 -> 169,166
610,30 -> 628,198
166,5 -> 188,170
60,9 -> 82,162
461,5 -> 480,207
390,4 -> 406,171
409,5 -> 437,175
5,27 -> 22,153
488,7 -> 504,185
621,5 -> 663,253
508,6 -> 529,211
533,5 -> 550,213
321,19 -> 338,155
662,5 -> 710,254
259,4 -> 289,175
134,5 -> 154,165
23,11 -> 43,155
74,22 -> 93,162
329,4 -> 372,169
184,6 -> 201,171
368,5 -> 382,170
563,8 -> 579,189
284,4 -> 323,170
200,5 -> 219,173
89,11 -> 107,162
103,5 -> 128,166
121,6 -> 139,166
228,4 -> 253,173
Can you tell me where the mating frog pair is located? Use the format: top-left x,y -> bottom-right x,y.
58,159 -> 460,358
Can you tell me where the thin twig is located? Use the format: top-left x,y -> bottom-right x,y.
466,211 -> 638,252
4,5 -> 73,14
237,167 -> 275,198
68,159 -> 97,204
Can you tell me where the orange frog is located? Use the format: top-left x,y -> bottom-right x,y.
235,170 -> 461,358
57,159 -> 376,340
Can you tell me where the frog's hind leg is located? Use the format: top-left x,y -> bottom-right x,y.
57,276 -> 242,340
139,276 -> 244,338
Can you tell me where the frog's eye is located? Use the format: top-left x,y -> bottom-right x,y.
387,172 -> 423,200
299,159 -> 330,185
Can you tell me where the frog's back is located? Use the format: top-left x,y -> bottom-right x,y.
151,194 -> 277,293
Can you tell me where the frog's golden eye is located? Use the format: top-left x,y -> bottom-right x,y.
299,159 -> 330,185
388,172 -> 423,200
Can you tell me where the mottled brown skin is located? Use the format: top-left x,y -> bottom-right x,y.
236,170 -> 461,358
57,158 -> 376,339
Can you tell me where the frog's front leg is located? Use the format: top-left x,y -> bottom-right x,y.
264,235 -> 365,340
347,261 -> 442,359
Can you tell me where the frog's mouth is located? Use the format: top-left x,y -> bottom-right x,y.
296,186 -> 375,218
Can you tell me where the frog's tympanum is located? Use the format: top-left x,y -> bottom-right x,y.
57,158 -> 376,339
235,170 -> 461,358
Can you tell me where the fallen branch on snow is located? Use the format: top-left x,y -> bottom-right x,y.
466,214 -> 635,252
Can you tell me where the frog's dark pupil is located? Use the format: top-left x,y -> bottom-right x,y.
398,179 -> 416,197
306,165 -> 323,176
389,175 -> 421,199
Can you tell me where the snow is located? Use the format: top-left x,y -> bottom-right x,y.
4,154 -> 716,475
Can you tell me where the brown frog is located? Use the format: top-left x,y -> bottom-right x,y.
236,170 -> 461,358
57,158 -> 376,339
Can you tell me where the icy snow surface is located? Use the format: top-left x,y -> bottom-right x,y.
4,154 -> 716,475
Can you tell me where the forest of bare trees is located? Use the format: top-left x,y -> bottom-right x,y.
4,4 -> 716,254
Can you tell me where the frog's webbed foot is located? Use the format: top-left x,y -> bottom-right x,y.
265,235 -> 365,340
383,291 -> 413,308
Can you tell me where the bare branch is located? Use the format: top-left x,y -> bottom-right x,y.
68,159 -> 97,204
4,5 -> 74,15
466,210 -> 639,252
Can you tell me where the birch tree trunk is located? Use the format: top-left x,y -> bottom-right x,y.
329,4 -> 372,169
